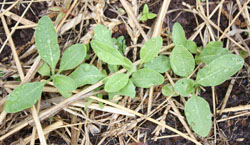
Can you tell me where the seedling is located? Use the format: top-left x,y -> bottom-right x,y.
4,16 -> 244,139
90,24 -> 164,99
4,16 -> 105,113
161,22 -> 244,137
139,4 -> 157,22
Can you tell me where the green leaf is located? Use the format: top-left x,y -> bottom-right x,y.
53,75 -> 77,92
139,15 -> 147,21
108,64 -> 119,74
142,4 -> 149,15
4,82 -> 45,113
0,69 -> 3,77
185,95 -> 212,137
196,54 -> 244,86
84,98 -> 94,111
147,13 -> 157,19
104,73 -> 129,92
38,62 -> 50,76
114,36 -> 127,54
108,79 -> 136,98
239,50 -> 248,58
140,36 -> 163,64
35,16 -> 60,74
185,40 -> 197,54
93,24 -> 113,46
108,92 -> 117,100
172,22 -> 187,46
162,83 -> 178,96
97,94 -> 104,109
144,55 -> 171,73
69,63 -> 106,87
59,44 -> 87,73
131,68 -> 164,88
107,80 -> 136,99
91,40 -> 132,68
206,41 -> 223,48
170,45 -> 195,77
117,80 -> 136,98
195,41 -> 230,64
174,78 -> 195,96
55,12 -> 65,24
59,91 -> 72,98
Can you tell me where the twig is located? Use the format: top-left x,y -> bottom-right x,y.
1,16 -> 25,80
151,0 -> 171,37
0,0 -> 33,54
0,0 -> 20,17
219,79 -> 236,115
31,106 -> 47,145
217,112 -> 250,122
169,98 -> 196,140
89,96 -> 202,145
120,0 -> 148,41
217,104 -> 250,113
212,87 -> 217,143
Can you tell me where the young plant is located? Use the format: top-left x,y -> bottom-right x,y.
161,22 -> 244,137
4,16 -> 105,113
4,15 -> 244,139
139,4 -> 157,22
90,24 -> 164,99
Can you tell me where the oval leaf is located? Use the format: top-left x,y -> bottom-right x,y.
147,13 -> 157,19
131,68 -> 164,88
174,78 -> 194,96
94,24 -> 113,46
38,62 -> 50,76
35,16 -> 60,74
170,45 -> 195,77
109,79 -> 136,98
69,63 -> 106,87
162,83 -> 178,97
58,91 -> 72,98
142,4 -> 149,14
140,36 -> 163,64
185,95 -> 212,137
144,55 -> 171,73
172,22 -> 186,46
117,80 -> 136,98
53,75 -> 77,92
4,82 -> 45,113
185,40 -> 197,54
196,54 -> 244,86
91,40 -> 132,68
195,41 -> 230,64
59,44 -> 87,72
105,73 -> 129,92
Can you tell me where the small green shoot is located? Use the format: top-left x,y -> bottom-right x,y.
167,22 -> 244,137
5,16 -> 88,113
139,4 -> 157,22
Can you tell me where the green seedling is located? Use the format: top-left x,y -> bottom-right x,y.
4,16 -> 105,113
4,16 -> 245,139
90,24 -> 164,98
139,4 -> 157,22
164,22 -> 244,137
